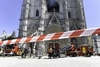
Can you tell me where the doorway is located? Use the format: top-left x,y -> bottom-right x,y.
48,43 -> 60,51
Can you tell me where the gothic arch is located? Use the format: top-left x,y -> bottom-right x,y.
46,0 -> 59,12
27,22 -> 37,36
45,24 -> 63,34
45,24 -> 65,50
36,9 -> 39,16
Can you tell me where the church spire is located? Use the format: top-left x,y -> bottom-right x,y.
11,30 -> 16,38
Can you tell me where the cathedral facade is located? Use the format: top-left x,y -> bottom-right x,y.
18,0 -> 87,53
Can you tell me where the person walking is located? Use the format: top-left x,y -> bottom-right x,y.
32,49 -> 36,58
21,48 -> 25,58
28,47 -> 31,58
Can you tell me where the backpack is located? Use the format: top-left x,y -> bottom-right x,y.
48,48 -> 53,53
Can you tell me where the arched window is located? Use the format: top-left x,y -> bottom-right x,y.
47,0 -> 59,12
36,10 -> 39,16
68,11 -> 71,18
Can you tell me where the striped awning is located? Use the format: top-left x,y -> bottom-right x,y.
0,27 -> 100,46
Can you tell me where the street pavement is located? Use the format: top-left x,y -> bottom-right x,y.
0,56 -> 100,67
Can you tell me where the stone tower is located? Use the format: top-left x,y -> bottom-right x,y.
18,0 -> 87,53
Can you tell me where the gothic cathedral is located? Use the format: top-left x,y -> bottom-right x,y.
18,0 -> 87,53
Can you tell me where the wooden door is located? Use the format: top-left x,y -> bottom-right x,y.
55,43 -> 60,51
49,43 -> 53,48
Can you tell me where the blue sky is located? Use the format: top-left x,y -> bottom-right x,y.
0,0 -> 100,36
